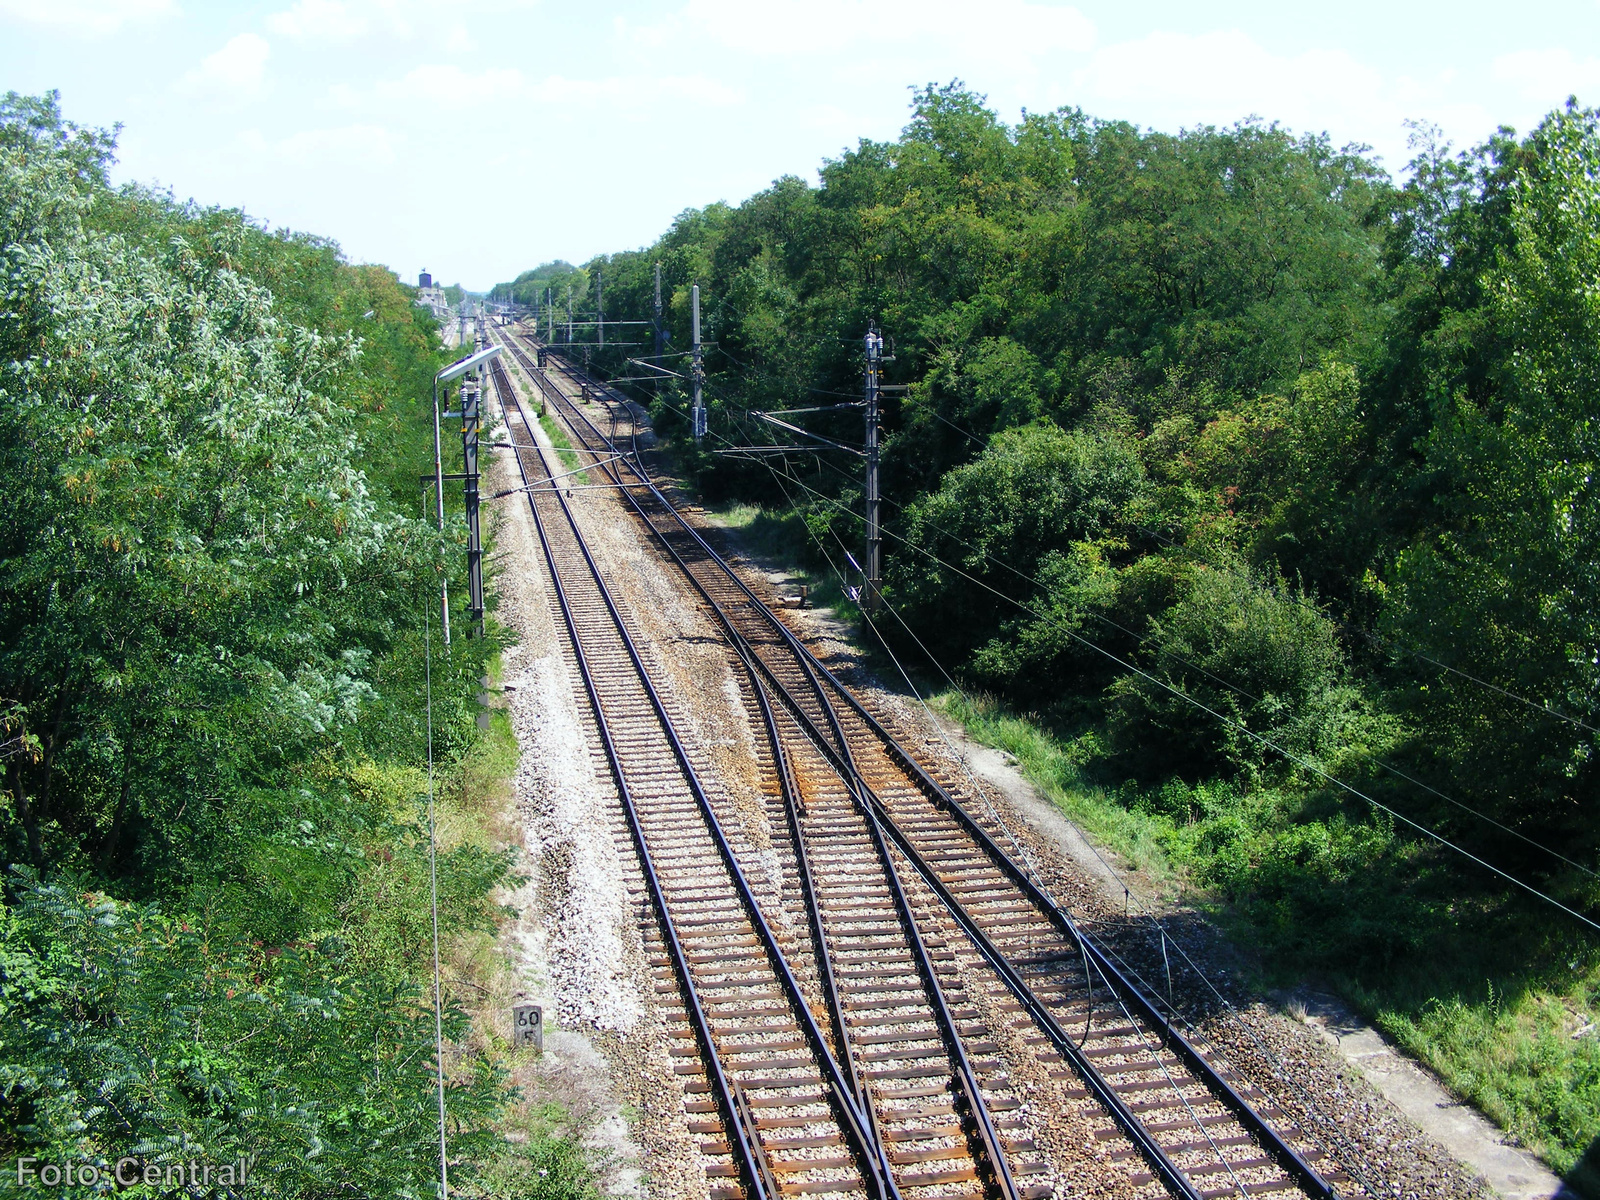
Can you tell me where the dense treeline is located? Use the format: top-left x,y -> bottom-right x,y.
491,260 -> 587,312
505,85 -> 1600,1178
0,93 -> 582,1196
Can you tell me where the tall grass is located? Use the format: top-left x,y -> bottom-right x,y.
938,690 -> 1600,1189
541,412 -> 587,480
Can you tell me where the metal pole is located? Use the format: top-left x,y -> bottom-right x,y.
864,322 -> 883,615
652,262 -> 665,404
566,284 -> 573,344
462,374 -> 484,636
596,266 -> 604,348
691,284 -> 706,443
431,377 -> 451,645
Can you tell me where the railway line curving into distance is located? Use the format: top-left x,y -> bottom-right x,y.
480,319 -> 1363,1200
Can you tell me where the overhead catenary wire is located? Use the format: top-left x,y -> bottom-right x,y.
738,425 -> 1380,1198
1366,631 -> 1600,737
558,326 -> 1600,929
662,387 -> 1600,934
701,394 -> 1600,888
818,462 -> 1600,883
732,422 -> 1300,1200
701,369 -> 1600,742
559,339 -> 1406,1196
762,462 -> 1600,935
550,345 -> 1388,1198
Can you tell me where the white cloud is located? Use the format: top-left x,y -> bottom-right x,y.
625,0 -> 1093,63
0,0 -> 176,34
396,62 -> 528,105
266,0 -> 372,40
264,0 -> 537,44
1056,28 -> 1500,171
1492,49 -> 1600,106
329,63 -> 742,114
179,33 -> 272,100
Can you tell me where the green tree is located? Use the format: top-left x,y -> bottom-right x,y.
1385,104 -> 1600,858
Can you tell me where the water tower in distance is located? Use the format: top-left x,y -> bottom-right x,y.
414,270 -> 448,320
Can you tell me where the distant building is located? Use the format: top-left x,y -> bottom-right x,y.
415,269 -> 449,320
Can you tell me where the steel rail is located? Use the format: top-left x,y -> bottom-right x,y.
489,352 -> 900,1200
546,382 -> 1191,1200
734,626 -> 1205,1200
488,356 -> 773,1200
521,342 -> 1024,1200
502,334 -> 880,1145
535,344 -> 1339,1200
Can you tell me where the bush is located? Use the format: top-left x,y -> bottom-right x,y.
0,875 -> 514,1197
1106,557 -> 1387,782
891,423 -> 1148,661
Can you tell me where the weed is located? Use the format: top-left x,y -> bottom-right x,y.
541,412 -> 587,481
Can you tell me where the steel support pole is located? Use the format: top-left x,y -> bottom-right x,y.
597,267 -> 604,348
691,284 -> 706,443
864,323 -> 883,615
462,376 -> 484,636
654,262 -> 665,382
431,376 -> 452,645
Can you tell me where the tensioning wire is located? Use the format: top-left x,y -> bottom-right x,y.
728,446 -> 1600,935
713,416 -> 1600,894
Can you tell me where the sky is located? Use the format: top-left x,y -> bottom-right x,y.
5,0 -> 1600,292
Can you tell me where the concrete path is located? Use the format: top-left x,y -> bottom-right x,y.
1284,990 -> 1569,1200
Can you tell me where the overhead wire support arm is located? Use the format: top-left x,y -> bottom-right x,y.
691,283 -> 706,443
626,357 -> 684,379
489,455 -> 625,497
762,403 -> 864,416
751,411 -> 866,456
430,343 -> 504,644
712,445 -> 821,457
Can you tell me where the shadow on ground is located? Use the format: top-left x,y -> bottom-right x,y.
1565,1139 -> 1599,1199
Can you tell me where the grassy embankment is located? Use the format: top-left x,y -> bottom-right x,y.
936,691 -> 1600,1193
703,502 -> 853,613
540,411 -> 588,482
700,504 -> 1600,1192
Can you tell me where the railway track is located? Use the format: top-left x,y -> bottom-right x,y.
489,347 -> 1040,1200
483,326 -> 1356,1200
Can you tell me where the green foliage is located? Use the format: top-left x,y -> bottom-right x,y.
892,423 -> 1147,663
490,261 -> 586,310
0,874 -> 509,1197
1106,558 -> 1387,783
1381,971 -> 1600,1184
520,84 -> 1600,1178
0,92 -> 589,1197
1382,104 -> 1600,858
